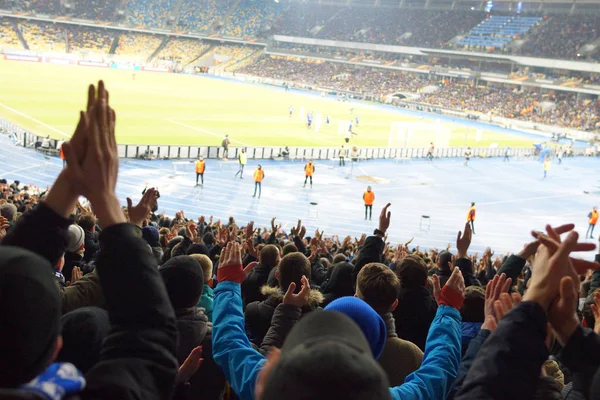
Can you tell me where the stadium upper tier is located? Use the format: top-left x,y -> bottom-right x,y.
0,0 -> 599,61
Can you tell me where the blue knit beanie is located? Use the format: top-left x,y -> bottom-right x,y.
324,296 -> 387,359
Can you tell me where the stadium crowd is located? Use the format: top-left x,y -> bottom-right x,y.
67,26 -> 114,54
177,0 -> 233,34
3,81 -> 600,400
239,56 -> 600,131
155,38 -> 209,66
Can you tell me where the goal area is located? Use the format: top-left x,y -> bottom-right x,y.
388,120 -> 452,148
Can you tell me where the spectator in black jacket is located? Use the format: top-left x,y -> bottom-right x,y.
393,254 -> 438,351
159,255 -> 226,400
0,81 -> 178,399
242,244 -> 280,307
320,261 -> 355,307
244,251 -> 323,345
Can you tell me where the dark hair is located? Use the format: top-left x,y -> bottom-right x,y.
357,263 -> 400,314
260,245 -> 280,269
395,255 -> 428,289
278,252 -> 310,292
438,251 -> 453,273
333,253 -> 347,264
202,232 -> 215,246
77,214 -> 96,232
461,286 -> 485,322
282,243 -> 298,256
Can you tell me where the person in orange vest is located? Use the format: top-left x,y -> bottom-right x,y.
304,160 -> 315,188
363,186 -> 375,220
466,202 -> 476,234
253,165 -> 264,198
587,206 -> 599,239
195,157 -> 206,186
59,141 -> 66,167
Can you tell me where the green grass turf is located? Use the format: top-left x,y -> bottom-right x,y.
0,61 -> 535,148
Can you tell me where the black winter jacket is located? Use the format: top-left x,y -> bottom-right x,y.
393,286 -> 438,351
244,285 -> 323,345
241,263 -> 274,307
2,203 -> 179,400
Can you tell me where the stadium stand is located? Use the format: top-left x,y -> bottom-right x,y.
5,0 -> 62,14
115,32 -> 162,59
69,0 -> 120,21
221,0 -> 281,38
18,21 -> 66,52
459,15 -> 541,50
177,0 -> 234,34
124,0 -> 177,29
67,26 -> 114,54
197,44 -> 257,70
153,37 -> 209,65
517,14 -> 600,60
270,3 -> 340,37
0,18 -> 22,49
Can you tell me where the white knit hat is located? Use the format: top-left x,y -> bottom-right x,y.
67,224 -> 85,253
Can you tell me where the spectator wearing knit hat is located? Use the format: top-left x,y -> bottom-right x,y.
142,225 -> 164,264
62,223 -> 93,283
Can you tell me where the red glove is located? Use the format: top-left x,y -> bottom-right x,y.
439,285 -> 464,310
217,263 -> 245,284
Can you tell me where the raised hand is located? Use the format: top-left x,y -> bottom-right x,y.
378,203 -> 391,235
185,221 -> 198,242
282,275 -> 311,307
482,273 -> 513,331
217,241 -> 244,283
431,274 -> 441,304
246,237 -> 258,258
67,266 -> 83,287
590,292 -> 600,334
127,187 -> 158,228
0,215 -> 9,241
176,346 -> 203,385
456,221 -> 472,259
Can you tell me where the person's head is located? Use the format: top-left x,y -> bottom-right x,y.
199,156 -> 204,161
367,186 -> 371,192
277,252 -> 311,293
256,310 -> 391,400
356,263 -> 400,314
282,243 -> 298,256
259,244 -> 280,270
142,226 -> 160,247
77,214 -> 96,233
0,203 -> 17,222
595,207 -> 598,212
159,256 -> 204,310
333,253 -> 347,264
309,159 -> 313,164
468,147 -> 471,150
242,148 -> 246,153
437,250 -> 453,273
395,255 -> 428,289
228,216 -> 235,225
57,307 -> 109,374
189,254 -> 213,286
67,224 -> 85,255
203,231 -> 215,246
324,297 -> 387,359
0,246 -> 62,387
258,164 -> 262,170
471,202 -> 475,207
461,286 -> 485,322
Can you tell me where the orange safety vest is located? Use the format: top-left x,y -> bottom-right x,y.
590,210 -> 599,225
254,169 -> 264,182
467,206 -> 476,221
195,160 -> 205,174
60,143 -> 65,160
363,191 -> 374,206
305,163 -> 315,176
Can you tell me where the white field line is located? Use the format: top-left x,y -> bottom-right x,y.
0,102 -> 69,137
165,118 -> 251,147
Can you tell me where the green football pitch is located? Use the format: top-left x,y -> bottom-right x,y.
0,61 -> 535,148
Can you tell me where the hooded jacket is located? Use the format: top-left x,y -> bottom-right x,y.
393,285 -> 438,351
244,285 -> 323,345
320,262 -> 355,307
241,262 -> 275,307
